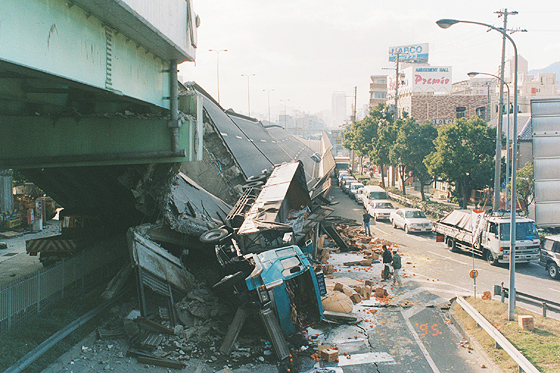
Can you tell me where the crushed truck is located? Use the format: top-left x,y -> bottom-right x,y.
199,161 -> 330,361
433,209 -> 540,265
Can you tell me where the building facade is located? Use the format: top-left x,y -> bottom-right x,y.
369,75 -> 388,108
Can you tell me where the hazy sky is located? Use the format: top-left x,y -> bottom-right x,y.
179,0 -> 560,122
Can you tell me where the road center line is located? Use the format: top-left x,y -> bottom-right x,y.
410,236 -> 427,241
549,288 -> 560,294
427,251 -> 470,266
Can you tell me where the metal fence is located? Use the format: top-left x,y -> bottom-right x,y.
0,238 -> 125,334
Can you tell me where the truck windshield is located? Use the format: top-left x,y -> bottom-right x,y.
369,192 -> 388,199
499,222 -> 538,241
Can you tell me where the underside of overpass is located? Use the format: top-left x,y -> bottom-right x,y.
0,0 -> 334,241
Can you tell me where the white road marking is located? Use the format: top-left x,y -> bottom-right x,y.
372,227 -> 385,234
427,251 -> 470,266
402,310 -> 441,373
549,288 -> 560,294
410,235 -> 427,241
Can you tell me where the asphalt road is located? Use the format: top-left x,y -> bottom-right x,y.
345,189 -> 560,320
325,185 -> 489,372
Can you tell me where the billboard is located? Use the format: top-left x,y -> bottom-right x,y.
531,98 -> 560,227
397,66 -> 452,94
389,43 -> 429,63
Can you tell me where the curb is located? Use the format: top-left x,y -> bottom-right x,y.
448,301 -> 501,373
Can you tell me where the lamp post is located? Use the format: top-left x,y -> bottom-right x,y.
263,89 -> 274,124
209,49 -> 227,104
241,73 -> 255,117
280,99 -> 290,128
438,18 -> 519,321
467,71 -> 512,209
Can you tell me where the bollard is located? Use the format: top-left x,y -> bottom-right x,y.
542,302 -> 547,318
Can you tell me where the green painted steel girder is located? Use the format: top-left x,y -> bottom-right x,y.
0,115 -> 193,168
0,0 -> 196,109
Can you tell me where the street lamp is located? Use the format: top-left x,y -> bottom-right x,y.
280,99 -> 290,128
438,18 -> 519,321
263,89 -> 274,124
241,74 -> 255,117
467,71 -> 512,209
209,49 -> 227,104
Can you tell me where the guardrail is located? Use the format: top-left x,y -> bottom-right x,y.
455,296 -> 539,373
387,191 -> 449,220
494,284 -> 560,318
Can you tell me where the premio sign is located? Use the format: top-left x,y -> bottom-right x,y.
398,66 -> 452,93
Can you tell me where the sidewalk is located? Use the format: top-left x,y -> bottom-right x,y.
0,220 -> 61,285
362,170 -> 476,210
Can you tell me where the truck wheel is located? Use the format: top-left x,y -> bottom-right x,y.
484,250 -> 498,266
447,238 -> 456,252
199,228 -> 230,244
549,263 -> 559,279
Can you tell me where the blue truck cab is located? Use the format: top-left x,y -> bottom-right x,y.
245,244 -> 324,335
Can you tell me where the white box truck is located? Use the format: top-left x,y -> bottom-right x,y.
433,210 -> 540,265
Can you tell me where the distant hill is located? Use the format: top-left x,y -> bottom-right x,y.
529,61 -> 560,82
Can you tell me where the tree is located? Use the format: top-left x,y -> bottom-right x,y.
367,104 -> 396,189
425,117 -> 496,209
342,103 -> 394,188
391,119 -> 438,199
513,162 -> 534,214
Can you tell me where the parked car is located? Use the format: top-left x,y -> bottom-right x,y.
539,235 -> 560,279
355,187 -> 366,205
361,185 -> 389,207
348,182 -> 364,200
341,177 -> 356,193
367,200 -> 396,221
336,170 -> 349,184
339,175 -> 354,188
390,208 -> 432,234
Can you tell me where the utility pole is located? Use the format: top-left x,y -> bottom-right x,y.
351,86 -> 357,173
493,9 -> 520,213
263,89 -> 274,124
209,49 -> 227,104
241,73 -> 255,117
394,52 -> 400,120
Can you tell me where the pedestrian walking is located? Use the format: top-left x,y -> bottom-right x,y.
382,245 -> 392,281
362,209 -> 373,236
392,248 -> 402,287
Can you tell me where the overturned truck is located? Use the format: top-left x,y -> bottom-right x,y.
200,161 -> 331,360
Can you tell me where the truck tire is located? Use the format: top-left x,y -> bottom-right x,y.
199,228 -> 231,244
548,263 -> 559,279
484,250 -> 498,266
447,238 -> 457,252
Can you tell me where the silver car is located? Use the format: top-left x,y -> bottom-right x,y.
367,200 -> 396,221
390,208 -> 432,234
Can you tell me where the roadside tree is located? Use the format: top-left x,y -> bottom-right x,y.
511,162 -> 534,214
425,117 -> 495,209
390,119 -> 437,199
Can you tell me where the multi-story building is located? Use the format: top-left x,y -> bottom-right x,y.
504,55 -> 560,112
388,65 -> 488,125
331,91 -> 347,128
369,75 -> 387,108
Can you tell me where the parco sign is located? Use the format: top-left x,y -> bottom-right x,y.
389,43 -> 429,63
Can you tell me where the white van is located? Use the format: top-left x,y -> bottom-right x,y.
362,185 -> 389,208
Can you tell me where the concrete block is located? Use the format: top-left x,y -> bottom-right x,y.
518,315 -> 534,331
